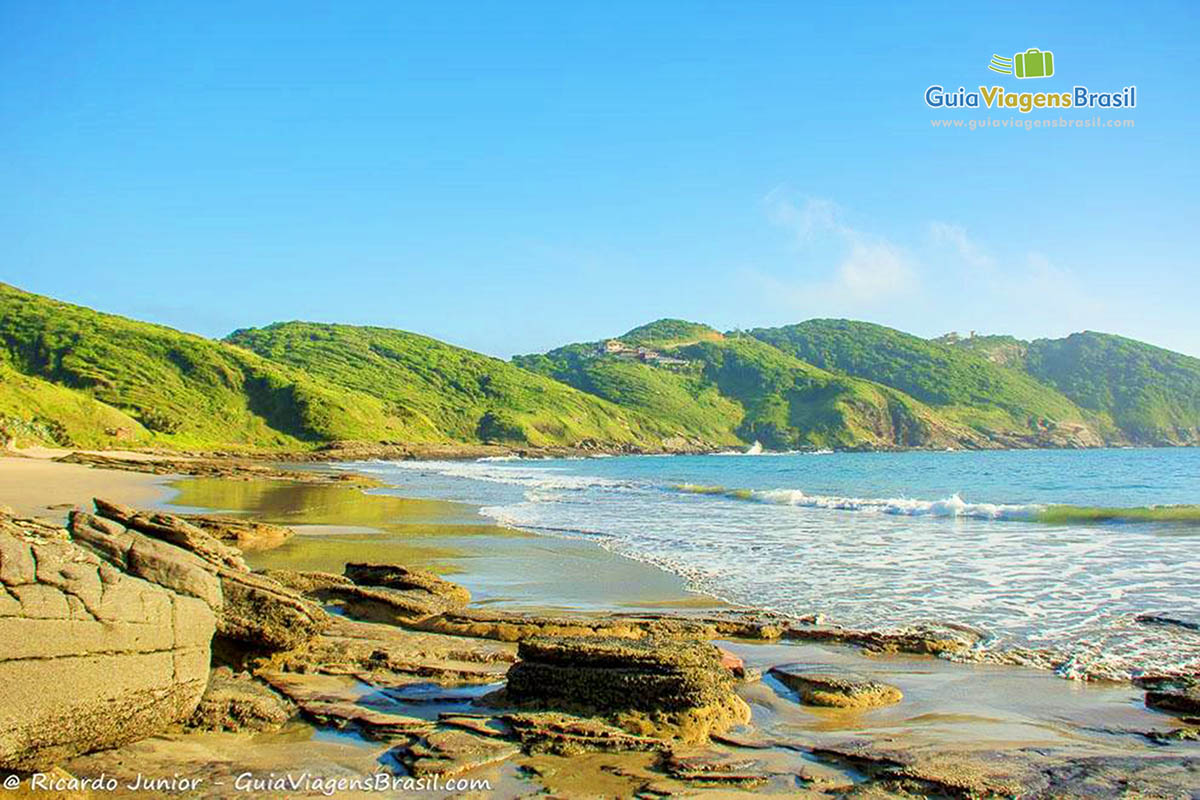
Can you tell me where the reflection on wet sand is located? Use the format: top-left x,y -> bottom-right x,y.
165,477 -> 721,612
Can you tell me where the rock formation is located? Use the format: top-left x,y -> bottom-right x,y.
503,636 -> 750,741
81,499 -> 327,652
0,513 -> 215,771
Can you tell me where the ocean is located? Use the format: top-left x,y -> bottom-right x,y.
340,448 -> 1200,679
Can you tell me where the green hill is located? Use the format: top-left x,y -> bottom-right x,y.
0,284 -> 672,452
1022,332 -> 1200,445
934,329 -> 1200,445
2,283 -> 1196,453
0,360 -> 149,449
224,322 -> 661,448
515,320 -> 979,450
0,283 -> 414,450
747,319 -> 1102,447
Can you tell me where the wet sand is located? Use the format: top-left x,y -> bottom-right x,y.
167,477 -> 722,613
160,474 -> 1187,755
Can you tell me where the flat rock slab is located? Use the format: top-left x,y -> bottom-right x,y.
257,671 -> 372,706
298,700 -> 434,740
663,748 -> 772,786
392,728 -> 520,778
769,664 -> 903,709
437,713 -> 513,739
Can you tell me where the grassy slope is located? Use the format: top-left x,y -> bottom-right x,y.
1024,332 -> 1200,444
0,360 -> 150,448
225,322 -> 661,448
516,319 -> 977,450
0,283 -> 412,450
748,319 -> 1098,443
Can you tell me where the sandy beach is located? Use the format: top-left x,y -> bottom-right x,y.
2,454 -> 1197,798
0,451 -> 173,519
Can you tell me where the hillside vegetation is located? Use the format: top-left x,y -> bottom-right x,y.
748,320 -> 1103,447
1,283 -> 1196,452
225,322 -> 661,448
0,283 -> 418,449
1023,332 -> 1200,445
936,329 -> 1200,445
516,320 -> 978,450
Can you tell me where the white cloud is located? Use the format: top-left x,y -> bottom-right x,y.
753,194 -> 1113,343
763,189 -> 917,303
837,241 -> 914,302
924,221 -> 1108,336
928,221 -> 994,270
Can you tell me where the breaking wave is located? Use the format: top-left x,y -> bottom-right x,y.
673,484 -> 1040,520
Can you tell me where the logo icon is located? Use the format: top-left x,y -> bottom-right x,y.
988,48 -> 1055,79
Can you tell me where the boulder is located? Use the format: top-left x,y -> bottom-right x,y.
0,516 -> 214,771
503,636 -> 749,741
1143,678 -> 1200,716
768,664 -> 903,709
217,570 -> 328,652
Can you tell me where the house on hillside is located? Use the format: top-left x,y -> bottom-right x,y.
593,339 -> 690,368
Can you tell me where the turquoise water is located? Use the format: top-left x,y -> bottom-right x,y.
346,448 -> 1200,678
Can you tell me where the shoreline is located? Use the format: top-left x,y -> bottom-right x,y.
8,437 -> 1198,474
2,454 -> 1197,796
11,448 -> 1198,680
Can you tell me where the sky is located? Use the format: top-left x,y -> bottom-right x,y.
2,2 -> 1197,358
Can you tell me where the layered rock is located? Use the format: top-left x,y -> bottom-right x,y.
392,729 -> 520,778
1141,677 -> 1200,716
82,499 -> 326,652
257,613 -> 516,688
263,569 -> 455,626
0,515 -> 215,771
345,562 -> 471,606
503,636 -> 750,741
768,664 -> 903,708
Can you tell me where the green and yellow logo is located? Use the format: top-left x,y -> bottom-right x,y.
989,48 -> 1055,79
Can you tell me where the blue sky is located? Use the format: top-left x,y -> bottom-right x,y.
2,2 -> 1197,357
